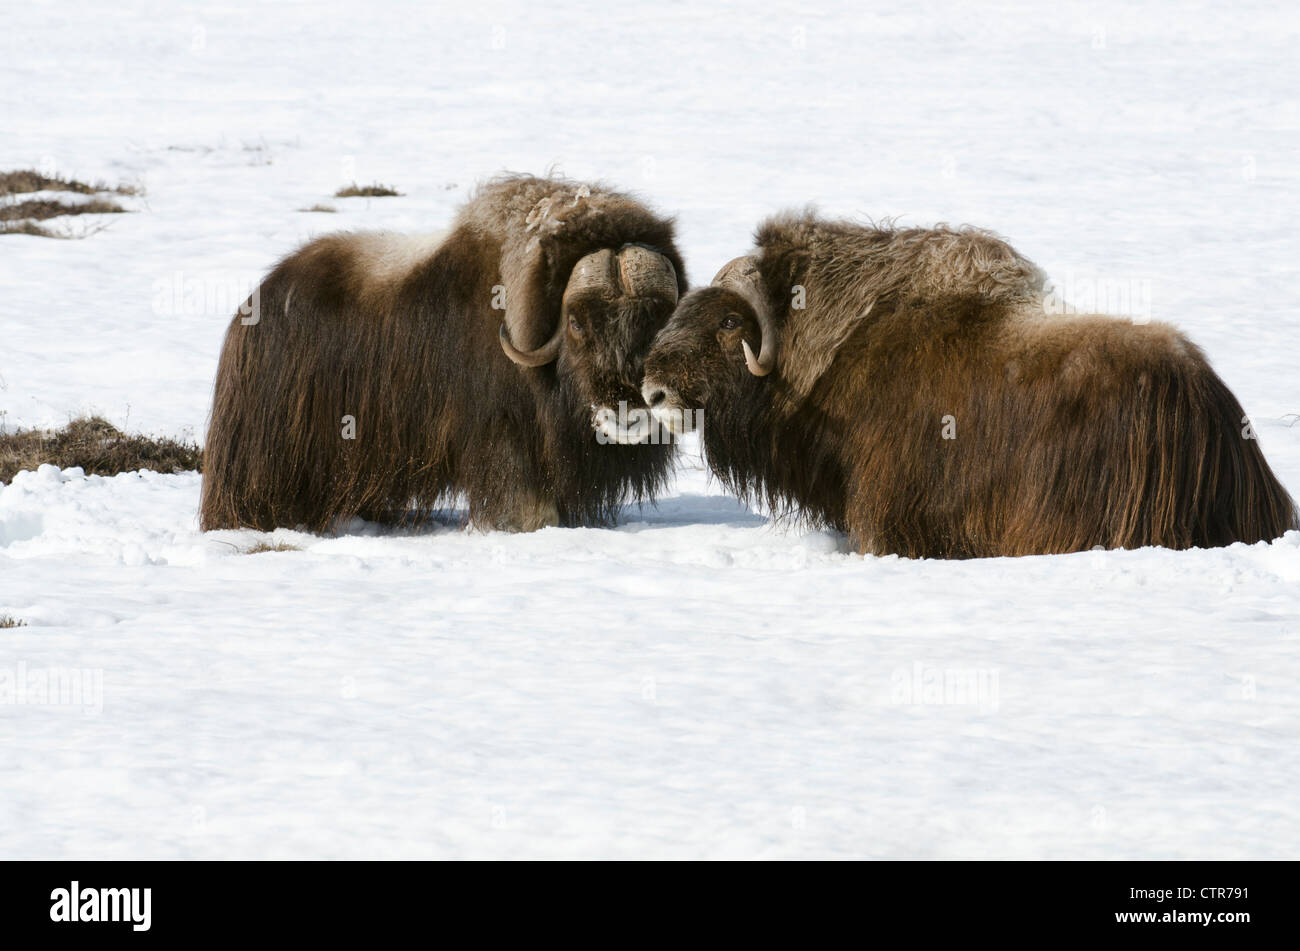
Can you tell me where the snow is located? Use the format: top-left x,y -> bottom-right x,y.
2,0 -> 1299,858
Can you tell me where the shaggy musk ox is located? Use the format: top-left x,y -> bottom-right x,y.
642,211 -> 1298,558
201,175 -> 687,533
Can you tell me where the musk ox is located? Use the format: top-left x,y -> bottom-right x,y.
201,174 -> 687,533
641,211 -> 1299,558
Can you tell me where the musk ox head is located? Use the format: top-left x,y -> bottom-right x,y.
641,256 -> 778,434
498,241 -> 682,444
470,176 -> 687,445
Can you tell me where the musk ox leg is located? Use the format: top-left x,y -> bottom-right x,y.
506,493 -> 561,532
467,487 -> 559,533
846,512 -> 929,559
845,527 -> 879,557
461,431 -> 560,533
842,465 -> 911,558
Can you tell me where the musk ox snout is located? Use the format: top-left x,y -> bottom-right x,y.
592,401 -> 666,444
640,379 -> 698,434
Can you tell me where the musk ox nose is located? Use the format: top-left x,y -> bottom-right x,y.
641,382 -> 669,408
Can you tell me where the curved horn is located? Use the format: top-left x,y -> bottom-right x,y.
616,245 -> 678,304
712,256 -> 776,376
499,322 -> 564,367
499,249 -> 618,367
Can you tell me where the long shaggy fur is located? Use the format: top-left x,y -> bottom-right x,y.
644,210 -> 1298,557
201,174 -> 687,533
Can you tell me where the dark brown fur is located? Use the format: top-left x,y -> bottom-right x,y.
201,174 -> 687,533
643,211 -> 1298,558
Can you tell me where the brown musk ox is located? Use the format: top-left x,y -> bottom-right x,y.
641,211 -> 1298,558
200,174 -> 687,533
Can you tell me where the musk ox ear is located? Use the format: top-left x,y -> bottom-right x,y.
713,256 -> 777,376
499,236 -> 565,367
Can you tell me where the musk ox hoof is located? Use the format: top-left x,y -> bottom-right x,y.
499,497 -> 560,533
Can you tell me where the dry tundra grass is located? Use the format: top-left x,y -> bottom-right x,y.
0,168 -> 140,238
1,197 -> 127,222
0,169 -> 141,196
242,541 -> 303,554
0,416 -> 202,483
334,181 -> 402,197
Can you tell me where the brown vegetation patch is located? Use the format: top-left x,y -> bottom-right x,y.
0,169 -> 141,197
0,416 -> 202,483
1,168 -> 139,238
0,221 -> 63,238
334,182 -> 402,198
0,197 -> 126,222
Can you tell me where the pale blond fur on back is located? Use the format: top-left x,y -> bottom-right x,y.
756,211 -> 1047,403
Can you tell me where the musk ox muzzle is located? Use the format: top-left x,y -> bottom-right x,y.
639,379 -> 698,435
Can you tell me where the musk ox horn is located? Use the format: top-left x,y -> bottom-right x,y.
498,246 -> 677,367
499,249 -> 617,367
562,248 -> 619,309
713,256 -> 776,376
498,322 -> 565,367
616,244 -> 678,303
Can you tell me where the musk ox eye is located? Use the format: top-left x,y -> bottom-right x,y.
568,315 -> 584,337
720,314 -> 741,330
